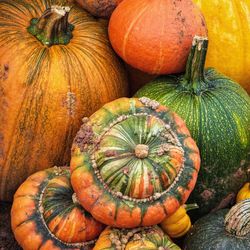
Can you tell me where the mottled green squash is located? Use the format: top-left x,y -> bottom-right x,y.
136,36 -> 250,215
11,167 -> 104,250
94,226 -> 181,250
184,199 -> 250,250
70,97 -> 200,228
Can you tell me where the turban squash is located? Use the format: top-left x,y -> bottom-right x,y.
0,0 -> 128,201
94,226 -> 181,250
136,36 -> 250,215
11,167 -> 104,250
70,97 -> 200,228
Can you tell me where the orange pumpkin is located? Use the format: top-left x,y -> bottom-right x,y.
76,0 -> 124,18
0,0 -> 128,201
108,0 -> 207,75
11,167 -> 105,250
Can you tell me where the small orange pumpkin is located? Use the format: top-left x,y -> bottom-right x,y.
108,0 -> 207,75
11,167 -> 104,250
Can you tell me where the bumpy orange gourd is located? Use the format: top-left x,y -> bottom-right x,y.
11,167 -> 104,250
76,0 -> 123,18
160,204 -> 198,238
236,183 -> 250,203
193,0 -> 250,93
0,0 -> 128,201
94,226 -> 181,250
71,97 -> 200,228
108,0 -> 207,75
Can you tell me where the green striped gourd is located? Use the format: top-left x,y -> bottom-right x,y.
70,97 -> 200,228
135,36 -> 250,215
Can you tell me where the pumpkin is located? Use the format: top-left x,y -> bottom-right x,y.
11,166 -> 104,250
184,199 -> 250,249
135,36 -> 250,215
108,0 -> 207,75
75,0 -> 123,18
236,183 -> 250,203
94,226 -> 181,250
0,0 -> 128,201
193,0 -> 250,93
70,97 -> 200,228
160,203 -> 198,238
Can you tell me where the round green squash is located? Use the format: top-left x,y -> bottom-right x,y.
70,97 -> 200,228
135,36 -> 250,215
184,199 -> 250,249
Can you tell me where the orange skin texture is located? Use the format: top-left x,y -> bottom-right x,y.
0,0 -> 128,202
76,0 -> 124,18
109,0 -> 208,74
115,206 -> 142,228
142,203 -> 166,226
11,167 -> 103,249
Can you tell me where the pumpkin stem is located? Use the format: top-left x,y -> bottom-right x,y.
28,5 -> 74,47
183,36 -> 208,95
224,199 -> 250,237
183,203 -> 199,212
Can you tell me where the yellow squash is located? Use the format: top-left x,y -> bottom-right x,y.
236,183 -> 250,203
160,204 -> 198,238
194,0 -> 250,93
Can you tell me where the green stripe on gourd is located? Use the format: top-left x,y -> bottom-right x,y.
71,97 -> 200,228
135,36 -> 250,215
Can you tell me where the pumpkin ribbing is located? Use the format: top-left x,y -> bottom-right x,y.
70,97 -> 200,228
136,36 -> 250,215
0,0 -> 128,201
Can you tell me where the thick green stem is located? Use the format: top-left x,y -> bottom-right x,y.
28,5 -> 74,47
183,36 -> 208,94
183,203 -> 199,212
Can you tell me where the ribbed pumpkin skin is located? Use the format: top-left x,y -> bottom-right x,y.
108,0 -> 207,75
136,38 -> 250,215
71,97 -> 200,228
184,209 -> 250,250
11,167 -> 104,250
75,0 -> 123,18
0,0 -> 128,201
94,226 -> 181,250
194,0 -> 250,93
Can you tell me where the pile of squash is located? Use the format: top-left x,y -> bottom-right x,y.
0,0 -> 249,249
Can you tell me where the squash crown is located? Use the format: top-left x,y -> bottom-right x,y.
27,5 -> 74,47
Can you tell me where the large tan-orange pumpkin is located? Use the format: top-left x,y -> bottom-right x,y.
0,0 -> 128,201
108,0 -> 207,75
